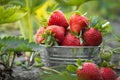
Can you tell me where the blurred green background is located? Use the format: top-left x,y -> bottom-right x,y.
0,0 -> 120,41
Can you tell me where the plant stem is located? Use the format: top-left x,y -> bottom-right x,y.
10,52 -> 16,68
19,18 -> 29,39
26,0 -> 33,42
0,62 -> 7,68
41,67 -> 61,74
7,52 -> 11,67
112,47 -> 120,53
75,5 -> 80,10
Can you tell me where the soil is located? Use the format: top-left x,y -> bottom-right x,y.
13,67 -> 41,80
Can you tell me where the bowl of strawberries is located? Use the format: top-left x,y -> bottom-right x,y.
35,10 -> 109,67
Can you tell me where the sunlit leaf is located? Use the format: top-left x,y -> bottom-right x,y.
67,65 -> 77,72
35,57 -> 41,63
0,5 -> 26,24
8,0 -> 46,12
90,16 -> 99,27
8,0 -> 26,7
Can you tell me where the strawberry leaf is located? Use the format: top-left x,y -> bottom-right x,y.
76,58 -> 82,66
67,65 -> 77,72
0,36 -> 40,52
41,71 -> 77,80
114,33 -> 120,42
0,5 -> 26,24
101,61 -> 108,67
90,16 -> 99,27
47,35 -> 52,42
41,30 -> 58,47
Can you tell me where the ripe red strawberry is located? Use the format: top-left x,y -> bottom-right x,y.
70,13 -> 89,34
100,67 -> 117,80
35,27 -> 45,44
48,10 -> 69,29
77,62 -> 103,80
61,33 -> 84,46
83,28 -> 102,46
46,25 -> 65,44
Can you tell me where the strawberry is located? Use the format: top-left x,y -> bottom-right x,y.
35,27 -> 45,44
77,62 -> 103,80
100,67 -> 117,80
83,28 -> 102,46
100,50 -> 113,62
61,33 -> 84,46
46,25 -> 65,44
48,10 -> 69,29
70,13 -> 89,34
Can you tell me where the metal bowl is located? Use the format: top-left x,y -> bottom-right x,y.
39,45 -> 101,67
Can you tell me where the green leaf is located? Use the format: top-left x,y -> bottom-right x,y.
15,61 -> 22,66
0,0 -> 9,5
67,65 -> 77,72
29,0 -> 47,12
89,16 -> 112,36
8,0 -> 46,12
47,35 -> 52,42
8,0 -> 26,7
35,57 -> 41,63
15,44 -> 32,52
0,36 -> 40,52
41,71 -> 77,80
0,5 -> 27,24
41,30 -> 58,47
114,34 -> 120,42
56,0 -> 93,6
101,61 -> 108,67
76,59 -> 82,66
2,55 -> 8,64
90,16 -> 99,27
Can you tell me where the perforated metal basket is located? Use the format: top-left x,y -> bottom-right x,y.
39,45 -> 101,67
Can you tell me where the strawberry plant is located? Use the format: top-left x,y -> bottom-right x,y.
0,5 -> 26,24
40,59 -> 118,80
0,36 -> 40,80
40,69 -> 77,80
0,0 -> 47,42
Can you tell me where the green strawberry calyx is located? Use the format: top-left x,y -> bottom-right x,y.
89,16 -> 112,36
41,30 -> 58,47
101,60 -> 114,69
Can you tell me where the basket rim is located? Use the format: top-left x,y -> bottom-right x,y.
40,44 -> 101,48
